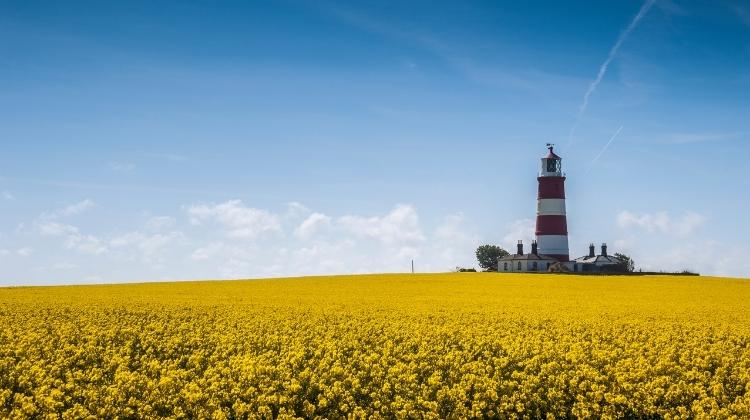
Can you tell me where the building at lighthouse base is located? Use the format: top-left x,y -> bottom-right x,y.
498,241 -> 561,272
573,243 -> 622,272
498,241 -> 623,273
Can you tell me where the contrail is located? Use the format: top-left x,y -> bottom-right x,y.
566,0 -> 656,150
587,125 -> 624,173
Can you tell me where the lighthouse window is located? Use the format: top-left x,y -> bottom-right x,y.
547,159 -> 558,172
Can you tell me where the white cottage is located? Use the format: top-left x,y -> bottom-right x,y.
573,244 -> 621,272
498,241 -> 558,272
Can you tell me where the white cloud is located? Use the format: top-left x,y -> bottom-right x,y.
110,230 -> 185,262
285,202 -> 311,219
58,199 -> 95,217
187,200 -> 281,239
15,196 -> 742,283
65,233 -> 108,255
35,199 -> 96,231
294,212 -> 332,239
611,211 -> 748,276
10,199 -> 498,283
145,153 -> 188,162
188,242 -> 276,278
632,239 -> 750,278
734,6 -> 750,28
17,247 -> 33,257
186,204 -> 478,277
662,132 -> 742,144
2,191 -> 14,200
290,240 -> 355,275
108,162 -> 135,172
617,210 -> 705,236
502,218 -> 535,251
52,262 -> 78,270
339,204 -> 424,245
38,221 -> 79,236
613,236 -> 636,253
34,202 -> 108,255
427,213 -> 480,270
190,242 -> 226,261
145,216 -> 176,231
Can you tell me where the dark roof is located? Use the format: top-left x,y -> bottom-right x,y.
499,253 -> 559,262
574,255 -> 620,264
544,146 -> 561,160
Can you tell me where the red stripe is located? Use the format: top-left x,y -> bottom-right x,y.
546,254 -> 570,262
537,177 -> 566,199
535,215 -> 567,235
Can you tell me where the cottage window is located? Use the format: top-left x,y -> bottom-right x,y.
532,262 -> 538,271
517,262 -> 522,271
503,263 -> 508,271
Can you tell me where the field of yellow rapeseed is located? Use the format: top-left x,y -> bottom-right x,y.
2,273 -> 750,419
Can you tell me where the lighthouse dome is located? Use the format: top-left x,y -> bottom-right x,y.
544,147 -> 561,160
540,145 -> 563,177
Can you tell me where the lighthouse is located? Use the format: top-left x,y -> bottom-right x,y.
498,145 -> 626,273
535,144 -> 570,262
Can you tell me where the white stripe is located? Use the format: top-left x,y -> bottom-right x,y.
536,198 -> 566,216
536,235 -> 569,255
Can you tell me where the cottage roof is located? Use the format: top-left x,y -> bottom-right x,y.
499,253 -> 559,262
574,255 -> 620,264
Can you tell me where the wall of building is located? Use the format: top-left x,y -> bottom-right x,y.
499,260 -> 552,272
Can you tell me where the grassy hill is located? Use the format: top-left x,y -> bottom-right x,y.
2,273 -> 749,418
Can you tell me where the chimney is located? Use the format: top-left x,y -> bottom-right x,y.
589,243 -> 595,258
517,240 -> 524,255
601,243 -> 608,257
531,240 -> 538,255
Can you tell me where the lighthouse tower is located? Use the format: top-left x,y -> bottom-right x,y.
535,145 -> 570,262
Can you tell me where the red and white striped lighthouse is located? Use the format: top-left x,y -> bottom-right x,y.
535,145 -> 569,262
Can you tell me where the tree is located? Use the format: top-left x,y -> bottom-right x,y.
476,245 -> 509,272
613,252 -> 635,273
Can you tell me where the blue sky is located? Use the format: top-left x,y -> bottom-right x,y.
1,0 -> 749,284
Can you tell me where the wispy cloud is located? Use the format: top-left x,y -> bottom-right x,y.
108,162 -> 135,172
0,175 -> 219,194
578,0 -> 656,118
17,247 -> 34,257
294,212 -> 332,240
2,191 -> 14,200
588,125 -> 624,171
617,210 -> 706,237
320,3 -> 584,97
339,205 -> 425,245
734,6 -> 750,27
567,0 -> 656,149
661,132 -> 743,144
58,199 -> 96,217
145,153 -> 188,162
187,200 -> 282,239
502,218 -> 535,251
34,199 -> 108,255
